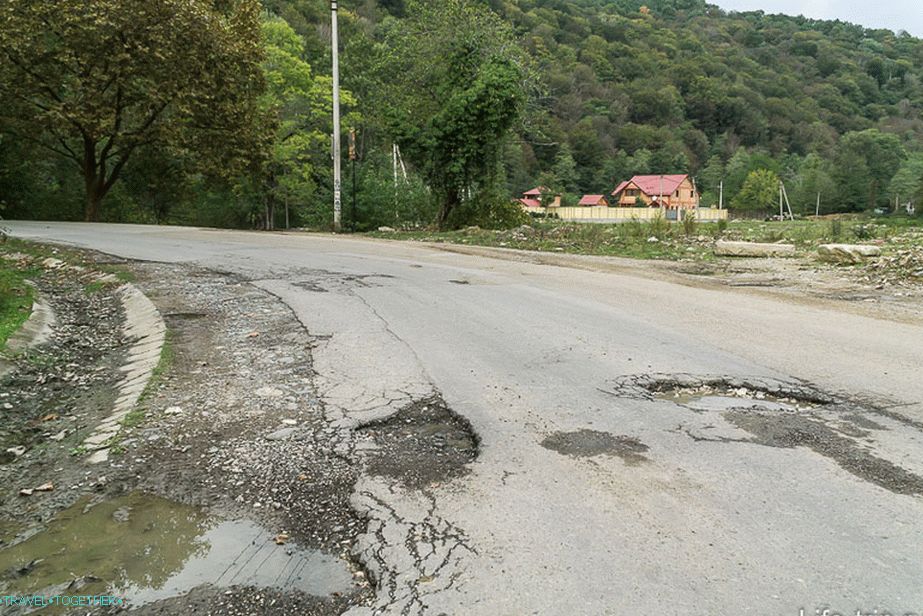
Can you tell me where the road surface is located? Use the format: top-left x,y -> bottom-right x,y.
9,221 -> 923,616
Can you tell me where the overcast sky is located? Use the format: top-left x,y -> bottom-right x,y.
713,1 -> 923,37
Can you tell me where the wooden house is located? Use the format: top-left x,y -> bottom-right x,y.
611,175 -> 700,210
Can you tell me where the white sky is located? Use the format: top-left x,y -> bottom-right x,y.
713,0 -> 923,37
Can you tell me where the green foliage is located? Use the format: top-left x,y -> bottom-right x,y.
0,0 -> 269,221
445,186 -> 530,230
372,0 -> 528,227
732,169 -> 780,211
681,209 -> 697,236
0,259 -> 33,351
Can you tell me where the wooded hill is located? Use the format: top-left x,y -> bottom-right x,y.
2,0 -> 922,228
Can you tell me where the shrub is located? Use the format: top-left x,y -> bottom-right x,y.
681,209 -> 697,236
829,219 -> 842,239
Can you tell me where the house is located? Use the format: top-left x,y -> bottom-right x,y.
517,186 -> 560,210
611,175 -> 699,209
578,194 -> 608,207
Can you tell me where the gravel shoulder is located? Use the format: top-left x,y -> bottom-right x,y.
0,250 -> 380,614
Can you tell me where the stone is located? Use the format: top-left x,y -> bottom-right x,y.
817,244 -> 882,264
164,406 -> 184,415
255,387 -> 284,398
714,241 -> 796,257
6,446 -> 26,457
266,427 -> 296,441
112,507 -> 132,523
49,430 -> 68,442
377,226 -> 396,233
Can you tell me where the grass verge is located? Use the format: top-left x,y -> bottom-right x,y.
0,258 -> 35,351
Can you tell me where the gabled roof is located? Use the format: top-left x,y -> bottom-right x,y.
578,194 -> 606,205
612,175 -> 688,197
523,186 -> 549,196
518,198 -> 541,208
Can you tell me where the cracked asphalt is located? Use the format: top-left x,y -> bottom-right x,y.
7,222 -> 923,616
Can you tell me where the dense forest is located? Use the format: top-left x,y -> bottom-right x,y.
1,0 -> 922,229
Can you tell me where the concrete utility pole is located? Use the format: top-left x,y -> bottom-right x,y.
331,0 -> 342,231
719,180 -> 724,210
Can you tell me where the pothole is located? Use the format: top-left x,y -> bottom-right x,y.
541,430 -> 648,464
355,396 -> 478,490
0,492 -> 358,608
604,374 -> 923,496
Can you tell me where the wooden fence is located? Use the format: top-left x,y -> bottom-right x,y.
529,206 -> 728,223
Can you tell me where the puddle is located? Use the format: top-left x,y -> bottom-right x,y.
541,430 -> 648,464
0,493 -> 356,609
655,385 -> 818,413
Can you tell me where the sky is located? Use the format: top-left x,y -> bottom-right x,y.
713,0 -> 923,37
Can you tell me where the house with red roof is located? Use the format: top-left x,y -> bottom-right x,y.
611,175 -> 699,210
516,186 -> 560,210
578,194 -> 608,207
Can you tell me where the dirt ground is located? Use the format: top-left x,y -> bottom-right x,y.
0,253 -> 376,614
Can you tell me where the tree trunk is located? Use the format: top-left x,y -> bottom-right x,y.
84,180 -> 105,222
437,191 -> 460,229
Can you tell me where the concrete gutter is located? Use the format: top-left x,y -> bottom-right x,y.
84,282 -> 166,464
0,286 -> 56,379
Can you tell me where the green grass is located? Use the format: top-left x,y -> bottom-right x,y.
366,214 -> 923,262
0,259 -> 35,351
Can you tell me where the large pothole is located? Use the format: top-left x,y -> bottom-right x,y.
605,374 -> 923,496
355,396 -> 479,490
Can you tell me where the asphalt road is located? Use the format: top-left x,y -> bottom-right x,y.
9,221 -> 923,616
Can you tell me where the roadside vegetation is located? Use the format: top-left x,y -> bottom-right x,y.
369,214 -> 923,267
0,257 -> 34,350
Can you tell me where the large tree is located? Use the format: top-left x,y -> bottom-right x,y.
373,0 -> 528,227
0,0 -> 268,221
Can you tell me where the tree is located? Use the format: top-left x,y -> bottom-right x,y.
552,145 -> 579,194
888,155 -> 923,209
732,169 -> 780,211
373,0 -> 528,227
0,0 -> 268,221
259,16 -> 356,230
832,129 -> 905,211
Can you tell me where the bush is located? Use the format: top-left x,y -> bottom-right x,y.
647,212 -> 670,239
852,223 -> 874,240
681,209 -> 697,236
445,188 -> 529,230
829,219 -> 842,239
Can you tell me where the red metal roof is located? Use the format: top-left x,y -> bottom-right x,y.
518,198 -> 541,208
523,186 -> 549,196
578,194 -> 606,206
612,175 -> 688,197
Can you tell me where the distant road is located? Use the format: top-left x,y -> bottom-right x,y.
10,220 -> 923,616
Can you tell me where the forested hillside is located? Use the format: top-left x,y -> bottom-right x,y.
2,0 -> 922,229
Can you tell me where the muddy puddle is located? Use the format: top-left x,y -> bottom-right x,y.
654,384 -> 818,413
0,492 -> 356,610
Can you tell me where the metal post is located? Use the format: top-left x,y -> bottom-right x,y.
331,0 -> 342,232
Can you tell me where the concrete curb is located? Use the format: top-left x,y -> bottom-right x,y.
6,286 -> 56,353
0,286 -> 57,379
84,282 -> 166,464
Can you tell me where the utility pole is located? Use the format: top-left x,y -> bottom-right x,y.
719,180 -> 724,210
331,0 -> 342,231
816,192 -> 820,217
